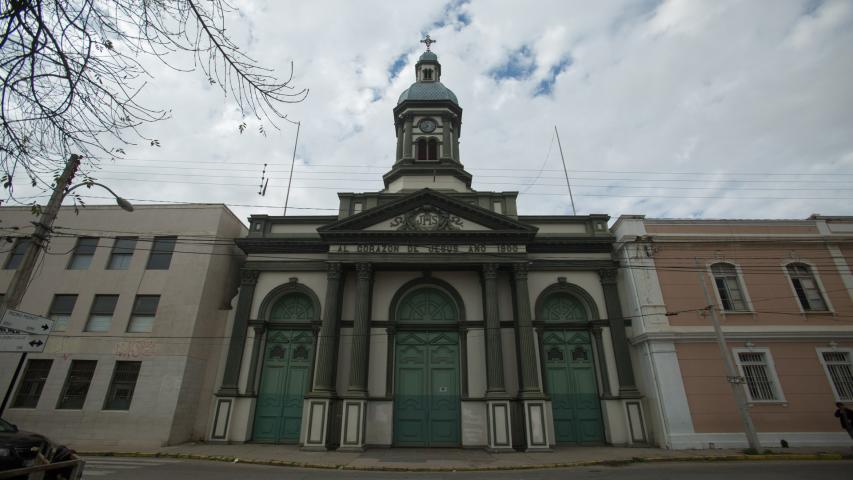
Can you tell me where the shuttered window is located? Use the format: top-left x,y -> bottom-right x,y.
735,350 -> 783,402
711,263 -> 749,311
85,295 -> 119,332
12,359 -> 52,408
4,238 -> 31,269
127,295 -> 159,333
146,236 -> 177,270
103,361 -> 141,410
68,237 -> 98,270
786,263 -> 828,311
49,294 -> 77,332
57,360 -> 97,409
820,350 -> 853,401
107,237 -> 137,270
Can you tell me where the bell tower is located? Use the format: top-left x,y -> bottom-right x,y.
384,35 -> 473,193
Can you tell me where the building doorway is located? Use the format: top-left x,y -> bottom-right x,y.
392,286 -> 461,447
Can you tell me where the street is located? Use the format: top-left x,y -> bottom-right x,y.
80,458 -> 853,479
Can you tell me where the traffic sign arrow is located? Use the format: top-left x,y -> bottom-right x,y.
1,309 -> 54,335
0,333 -> 48,353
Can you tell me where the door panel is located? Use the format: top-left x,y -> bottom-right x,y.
253,330 -> 313,443
544,331 -> 603,444
394,332 -> 460,446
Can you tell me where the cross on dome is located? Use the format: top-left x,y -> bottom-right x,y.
420,34 -> 436,52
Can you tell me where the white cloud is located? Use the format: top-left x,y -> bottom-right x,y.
11,0 -> 853,225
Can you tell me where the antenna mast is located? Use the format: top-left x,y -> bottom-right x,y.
283,121 -> 301,216
554,125 -> 576,215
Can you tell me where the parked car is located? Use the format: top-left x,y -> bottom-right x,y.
0,417 -> 50,471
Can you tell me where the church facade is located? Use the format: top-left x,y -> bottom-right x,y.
209,47 -> 648,450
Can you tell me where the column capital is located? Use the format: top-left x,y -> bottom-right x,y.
356,262 -> 373,280
253,325 -> 266,335
482,263 -> 498,279
599,268 -> 618,285
512,263 -> 528,279
327,262 -> 343,280
240,269 -> 260,286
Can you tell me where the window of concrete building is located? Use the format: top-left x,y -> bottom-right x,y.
103,361 -> 141,410
786,263 -> 828,311
85,295 -> 118,332
57,360 -> 97,409
49,294 -> 77,332
67,237 -> 98,270
12,359 -> 52,408
146,236 -> 177,270
4,238 -> 31,270
734,348 -> 784,403
107,237 -> 137,270
127,295 -> 159,333
711,263 -> 749,312
818,349 -> 853,401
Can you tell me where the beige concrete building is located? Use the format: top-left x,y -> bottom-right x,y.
613,215 -> 853,448
0,204 -> 246,449
208,49 -> 648,451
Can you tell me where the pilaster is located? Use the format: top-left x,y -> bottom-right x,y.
512,263 -> 550,451
218,269 -> 259,395
600,268 -> 641,397
303,262 -> 342,451
244,325 -> 266,396
482,263 -> 505,395
340,262 -> 372,451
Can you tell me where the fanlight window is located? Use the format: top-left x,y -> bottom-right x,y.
397,288 -> 457,323
269,293 -> 314,322
540,293 -> 588,323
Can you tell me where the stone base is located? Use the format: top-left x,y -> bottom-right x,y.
302,398 -> 332,449
486,400 -> 513,451
523,400 -> 550,450
339,399 -> 367,450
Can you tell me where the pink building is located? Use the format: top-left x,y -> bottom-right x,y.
612,215 -> 853,448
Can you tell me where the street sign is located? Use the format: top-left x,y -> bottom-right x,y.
1,309 -> 53,335
0,333 -> 48,353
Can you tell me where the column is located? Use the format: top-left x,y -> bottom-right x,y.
395,123 -> 404,161
340,262 -> 372,450
303,262 -> 342,450
483,263 -> 513,451
403,116 -> 414,159
512,263 -> 550,450
244,325 -> 266,396
218,269 -> 259,395
591,326 -> 612,397
599,268 -> 640,397
441,118 -> 451,160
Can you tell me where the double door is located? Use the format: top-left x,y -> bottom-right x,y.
543,330 -> 604,444
253,330 -> 313,443
393,331 -> 460,447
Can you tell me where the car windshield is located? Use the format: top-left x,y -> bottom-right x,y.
0,418 -> 16,433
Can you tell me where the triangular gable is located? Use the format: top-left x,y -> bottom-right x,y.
318,189 -> 537,242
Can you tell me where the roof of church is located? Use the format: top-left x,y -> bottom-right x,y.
418,51 -> 438,62
397,81 -> 459,105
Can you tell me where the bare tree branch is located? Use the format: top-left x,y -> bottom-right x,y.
0,0 -> 307,202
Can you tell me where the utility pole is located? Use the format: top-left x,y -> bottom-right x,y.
0,154 -> 81,416
694,258 -> 761,450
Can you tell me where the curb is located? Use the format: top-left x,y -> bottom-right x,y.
76,451 -> 849,472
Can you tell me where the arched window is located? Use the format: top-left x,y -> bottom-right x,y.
540,293 -> 588,323
269,293 -> 314,322
416,138 -> 427,160
711,263 -> 748,311
427,138 -> 438,160
423,69 -> 433,80
397,288 -> 457,323
786,263 -> 828,311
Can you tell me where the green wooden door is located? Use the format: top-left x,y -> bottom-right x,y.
253,330 -> 313,443
543,331 -> 603,444
394,332 -> 460,446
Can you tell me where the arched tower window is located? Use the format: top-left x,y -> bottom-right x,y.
427,138 -> 438,160
269,293 -> 314,322
396,287 -> 457,323
423,69 -> 433,80
416,138 -> 427,160
540,293 -> 588,323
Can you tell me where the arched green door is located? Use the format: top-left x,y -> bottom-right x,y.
540,294 -> 603,444
253,293 -> 314,443
393,288 -> 460,447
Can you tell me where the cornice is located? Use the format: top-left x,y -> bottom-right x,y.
631,330 -> 853,344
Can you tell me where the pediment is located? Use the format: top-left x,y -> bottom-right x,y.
317,189 -> 536,241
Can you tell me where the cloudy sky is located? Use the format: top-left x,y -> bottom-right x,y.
19,0 -> 853,225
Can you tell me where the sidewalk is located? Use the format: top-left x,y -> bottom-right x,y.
77,443 -> 853,472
